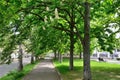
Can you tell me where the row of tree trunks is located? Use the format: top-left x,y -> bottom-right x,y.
54,51 -> 63,63
53,1 -> 91,79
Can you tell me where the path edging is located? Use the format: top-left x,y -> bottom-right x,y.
52,61 -> 63,80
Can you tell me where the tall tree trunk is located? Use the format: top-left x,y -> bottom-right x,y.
18,44 -> 23,71
58,51 -> 60,61
35,55 -> 39,61
83,2 -> 91,80
79,52 -> 82,59
69,4 -> 76,70
31,53 -> 34,64
59,53 -> 62,63
54,50 -> 57,60
79,44 -> 82,59
69,17 -> 74,70
69,31 -> 74,70
58,51 -> 62,63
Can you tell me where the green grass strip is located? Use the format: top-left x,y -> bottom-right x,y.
54,59 -> 120,80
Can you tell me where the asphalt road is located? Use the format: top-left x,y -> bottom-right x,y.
0,58 -> 30,77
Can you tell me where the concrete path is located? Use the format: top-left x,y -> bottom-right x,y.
23,59 -> 61,80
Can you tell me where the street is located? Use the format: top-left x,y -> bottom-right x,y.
0,58 -> 30,77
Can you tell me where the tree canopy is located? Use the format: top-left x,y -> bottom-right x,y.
0,0 -> 119,80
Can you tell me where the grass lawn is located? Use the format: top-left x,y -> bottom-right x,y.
54,59 -> 120,80
0,61 -> 39,80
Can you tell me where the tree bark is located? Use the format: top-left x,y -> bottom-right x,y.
79,52 -> 82,59
18,44 -> 23,71
31,53 -> 34,64
58,51 -> 62,63
69,4 -> 76,70
59,53 -> 62,63
58,51 -> 60,61
69,14 -> 74,70
69,30 -> 74,70
83,2 -> 91,80
79,44 -> 82,59
35,55 -> 39,61
54,50 -> 57,60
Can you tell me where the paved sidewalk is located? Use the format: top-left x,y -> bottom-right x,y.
23,59 -> 61,80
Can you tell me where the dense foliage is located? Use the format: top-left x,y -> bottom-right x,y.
0,0 -> 119,80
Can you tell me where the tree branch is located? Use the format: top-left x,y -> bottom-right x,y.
52,26 -> 71,34
59,15 -> 70,24
29,12 -> 44,21
57,7 -> 71,19
17,1 -> 50,13
75,7 -> 84,19
74,26 -> 84,45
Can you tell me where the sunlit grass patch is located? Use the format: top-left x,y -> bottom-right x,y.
54,59 -> 120,80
